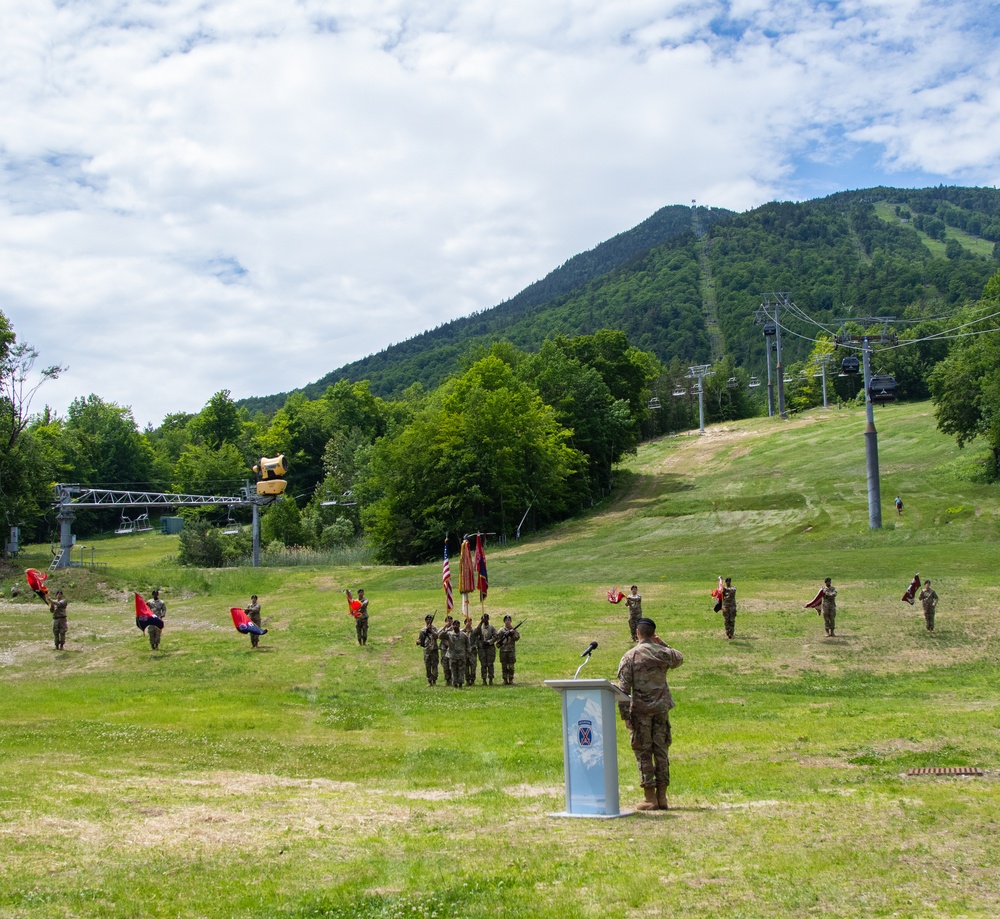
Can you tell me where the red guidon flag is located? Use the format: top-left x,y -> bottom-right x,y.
231,607 -> 266,635
25,568 -> 49,601
901,574 -> 920,605
475,535 -> 488,601
345,589 -> 362,618
134,593 -> 165,631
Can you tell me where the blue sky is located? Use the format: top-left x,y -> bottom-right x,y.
2,0 -> 998,426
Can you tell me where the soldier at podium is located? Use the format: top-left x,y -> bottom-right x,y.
616,617 -> 683,811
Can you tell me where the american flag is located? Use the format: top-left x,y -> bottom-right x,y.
442,538 -> 454,611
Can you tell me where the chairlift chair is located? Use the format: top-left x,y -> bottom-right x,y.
672,384 -> 687,397
726,377 -> 738,389
222,507 -> 240,535
115,512 -> 135,535
748,376 -> 761,389
647,396 -> 662,410
134,512 -> 153,533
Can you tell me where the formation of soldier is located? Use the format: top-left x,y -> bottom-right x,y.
416,612 -> 520,686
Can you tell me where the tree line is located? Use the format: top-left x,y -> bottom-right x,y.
3,261 -> 998,566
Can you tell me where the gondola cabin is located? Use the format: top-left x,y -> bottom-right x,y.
868,374 -> 898,404
841,355 -> 860,375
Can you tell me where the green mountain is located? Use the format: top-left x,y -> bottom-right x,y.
240,204 -> 731,413
242,187 -> 1000,412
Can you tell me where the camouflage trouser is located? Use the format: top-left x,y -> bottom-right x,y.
52,619 -> 67,648
628,610 -> 640,642
723,610 -> 736,639
424,650 -> 439,684
449,658 -> 465,687
356,616 -> 368,645
478,647 -> 496,683
442,656 -> 452,685
500,652 -> 516,684
466,654 -> 476,685
147,624 -> 162,650
249,612 -> 262,647
923,607 -> 935,631
822,608 -> 836,632
629,712 -> 672,788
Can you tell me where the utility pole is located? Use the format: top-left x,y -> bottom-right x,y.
834,318 -> 897,530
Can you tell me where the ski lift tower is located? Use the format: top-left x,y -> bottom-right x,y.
686,364 -> 714,434
834,318 -> 897,530
759,293 -> 792,419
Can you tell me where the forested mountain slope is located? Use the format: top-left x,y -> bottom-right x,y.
241,204 -> 730,412
242,187 -> 1000,412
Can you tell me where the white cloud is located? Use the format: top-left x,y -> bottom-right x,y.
1,0 -> 998,428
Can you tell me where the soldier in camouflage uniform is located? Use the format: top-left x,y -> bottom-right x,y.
246,595 -> 263,648
446,620 -> 469,687
439,615 -> 454,685
476,613 -> 498,685
919,579 -> 939,632
616,617 -> 683,810
49,589 -> 68,650
417,615 -> 440,685
820,578 -> 838,637
720,578 -> 737,640
355,589 -> 369,645
496,615 -> 520,685
147,589 -> 166,650
463,617 -> 478,686
625,586 -> 642,642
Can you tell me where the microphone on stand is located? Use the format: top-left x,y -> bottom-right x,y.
574,641 -> 599,678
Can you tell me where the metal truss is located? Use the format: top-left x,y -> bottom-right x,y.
54,484 -> 248,509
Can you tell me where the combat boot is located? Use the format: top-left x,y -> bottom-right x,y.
656,785 -> 668,810
636,787 -> 658,811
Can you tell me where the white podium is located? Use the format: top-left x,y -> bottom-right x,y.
544,678 -> 632,818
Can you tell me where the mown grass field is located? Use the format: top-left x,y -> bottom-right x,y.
1,400 -> 998,918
